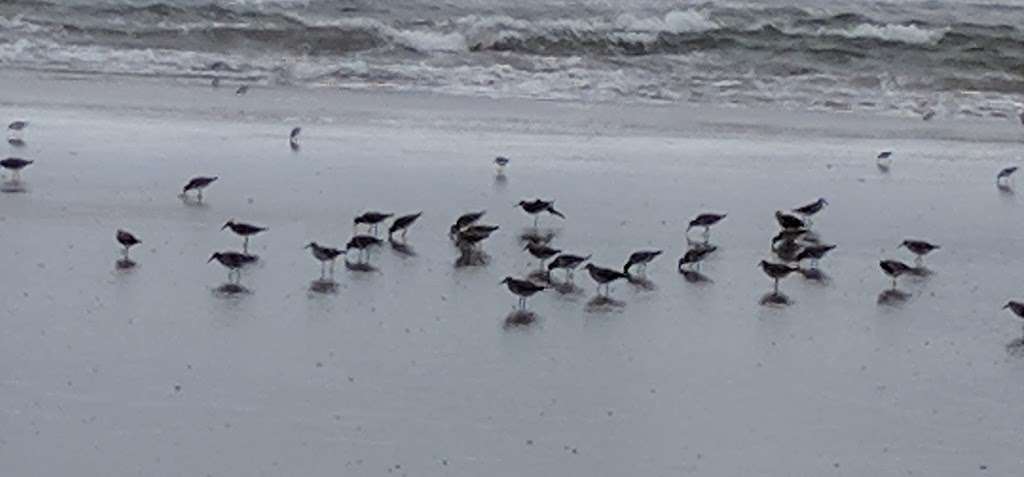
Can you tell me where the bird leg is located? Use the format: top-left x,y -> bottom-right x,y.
773,278 -> 779,294
533,215 -> 539,228
891,277 -> 897,289
320,261 -> 327,279
197,189 -> 203,202
243,236 -> 249,253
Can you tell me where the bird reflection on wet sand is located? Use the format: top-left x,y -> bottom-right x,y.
345,259 -> 378,273
309,278 -> 339,294
1006,336 -> 1024,358
115,258 -> 137,270
627,275 -> 656,291
8,138 -> 25,147
504,310 -> 538,328
585,295 -> 625,313
877,288 -> 911,306
214,282 -> 250,296
759,292 -> 792,307
797,267 -> 829,284
389,238 -> 416,257
680,269 -> 712,284
519,228 -> 557,245
455,247 -> 490,268
1,180 -> 27,193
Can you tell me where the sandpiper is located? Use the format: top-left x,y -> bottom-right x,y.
792,198 -> 828,220
584,263 -> 629,296
305,242 -> 344,277
182,176 -> 217,201
877,151 -> 893,162
899,239 -> 939,265
686,213 -> 726,237
235,85 -> 249,95
547,253 -> 589,280
222,220 -> 267,253
517,199 -> 565,227
0,157 -> 33,181
997,166 -> 1018,185
494,156 -> 510,172
795,244 -> 836,267
457,224 -> 499,249
775,211 -> 806,230
289,127 -> 301,145
208,251 -> 256,281
116,229 -> 141,260
524,242 -> 561,268
8,120 -> 28,131
450,210 -> 486,237
759,260 -> 798,294
346,235 -> 383,263
880,259 -> 912,289
388,212 -> 422,240
678,245 -> 716,271
624,250 -> 662,275
354,212 -> 393,235
501,276 -> 546,310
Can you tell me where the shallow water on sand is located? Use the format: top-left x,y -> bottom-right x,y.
2,78 -> 1024,475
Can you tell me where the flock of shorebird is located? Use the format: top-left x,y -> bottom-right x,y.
5,119 -> 1024,327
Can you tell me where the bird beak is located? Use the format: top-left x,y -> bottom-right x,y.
304,243 -> 311,249
897,243 -> 904,248
1004,303 -> 1011,309
207,255 -> 216,263
220,223 -> 229,230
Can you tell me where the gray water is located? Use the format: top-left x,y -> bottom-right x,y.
3,0 -> 1024,118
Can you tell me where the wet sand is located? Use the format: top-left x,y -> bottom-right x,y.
2,73 -> 1024,475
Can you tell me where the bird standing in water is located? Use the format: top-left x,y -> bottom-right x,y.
494,156 -> 510,174
624,250 -> 662,276
899,239 -> 939,265
880,259 -> 913,289
501,276 -> 546,310
547,253 -> 589,280
208,251 -> 257,282
686,213 -> 726,239
116,229 -> 141,260
524,242 -> 561,269
0,157 -> 33,181
182,176 -> 217,202
222,220 -> 267,253
388,212 -> 422,241
305,242 -> 344,277
678,245 -> 716,271
450,210 -> 486,237
997,166 -> 1018,186
354,212 -> 393,236
517,199 -> 565,227
346,235 -> 383,264
584,263 -> 630,297
759,260 -> 798,294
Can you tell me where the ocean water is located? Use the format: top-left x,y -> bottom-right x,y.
1,1 -> 1024,117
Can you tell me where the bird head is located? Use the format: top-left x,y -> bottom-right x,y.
1004,302 -> 1012,310
758,260 -> 768,267
304,242 -> 315,249
897,241 -> 907,249
221,221 -> 233,230
207,252 -> 220,263
500,277 -> 511,285
820,198 -> 829,205
584,263 -> 596,271
515,201 -> 526,208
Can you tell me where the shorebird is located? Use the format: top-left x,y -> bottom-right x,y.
517,199 -> 565,227
877,151 -> 893,162
305,242 -> 344,277
222,220 -> 267,253
1003,301 -> 1024,320
494,156 -> 510,172
775,211 -> 806,230
686,213 -> 726,238
346,235 -> 383,263
584,263 -> 630,296
524,242 -> 561,268
456,224 -> 499,249
759,260 -> 798,294
289,127 -> 301,144
8,121 -> 27,131
0,157 -> 33,181
235,85 -> 249,95
624,250 -> 662,275
182,176 -> 217,201
547,253 -> 589,280
899,239 -> 939,265
880,259 -> 912,289
450,210 -> 486,237
792,198 -> 828,221
116,229 -> 141,260
388,212 -> 422,240
501,277 -> 546,310
997,166 -> 1018,185
922,110 -> 936,121
795,244 -> 836,267
208,251 -> 256,281
678,245 -> 716,271
354,212 -> 393,235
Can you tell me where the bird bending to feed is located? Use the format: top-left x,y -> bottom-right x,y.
899,239 -> 939,265
686,213 -> 726,237
235,85 -> 249,95
624,250 -> 662,275
182,176 -> 217,201
0,157 -> 33,181
388,212 -> 422,240
775,211 -> 806,230
450,210 -> 486,237
116,229 -> 141,260
880,259 -> 912,289
584,263 -> 630,296
494,156 -> 510,171
517,199 -> 565,227
208,251 -> 257,281
547,253 -> 589,280
524,242 -> 561,268
997,166 -> 1018,184
877,151 -> 893,161
305,242 -> 344,277
792,198 -> 828,219
289,127 -> 301,143
759,260 -> 798,294
222,220 -> 267,253
501,277 -> 546,310
456,224 -> 499,249
678,245 -> 716,271
795,244 -> 836,267
354,212 -> 393,235
346,235 -> 383,263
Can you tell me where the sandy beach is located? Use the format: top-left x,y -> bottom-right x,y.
3,71 -> 1024,475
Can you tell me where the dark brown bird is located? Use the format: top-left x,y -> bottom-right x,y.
208,251 -> 257,281
687,213 -> 726,236
795,244 -> 836,267
501,276 -> 546,310
775,211 -> 806,230
524,242 -> 561,268
346,235 -> 383,263
116,229 -> 141,260
388,212 -> 422,240
899,239 -> 939,265
517,199 -> 565,227
182,176 -> 217,201
792,198 -> 828,219
997,166 -> 1018,184
450,210 -> 486,237
222,220 -> 266,253
584,263 -> 630,296
624,250 -> 662,275
354,212 -> 393,235
760,260 -> 798,294
305,242 -> 344,277
1,157 -> 33,180
678,245 -> 717,270
880,259 -> 912,289
456,224 -> 499,249
547,253 -> 589,280
7,121 -> 28,131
